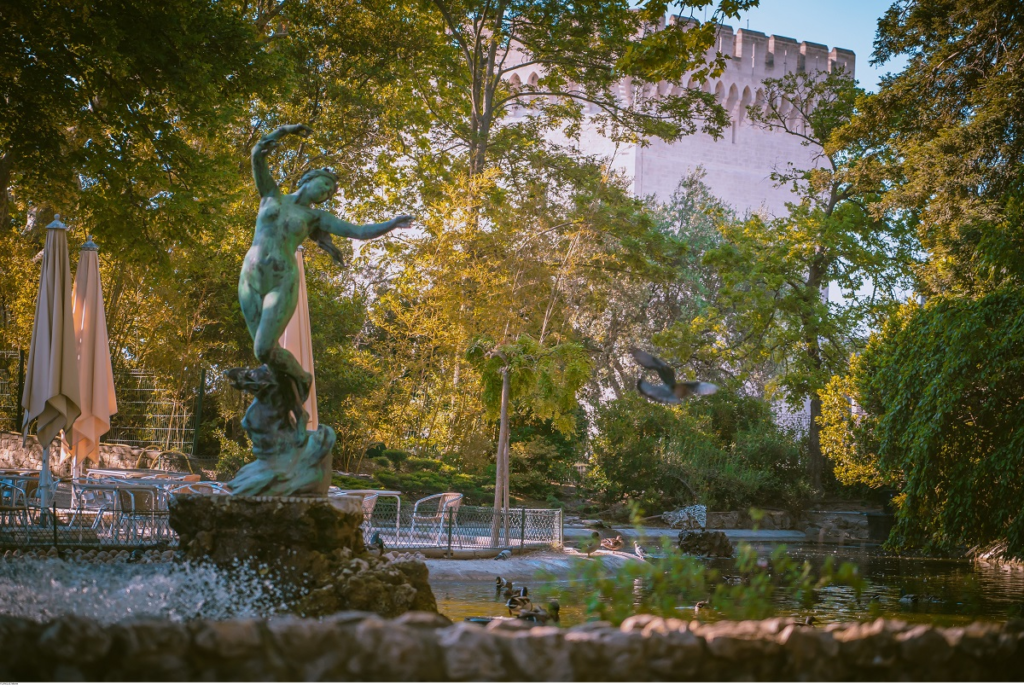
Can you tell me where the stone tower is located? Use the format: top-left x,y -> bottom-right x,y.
506,22 -> 856,217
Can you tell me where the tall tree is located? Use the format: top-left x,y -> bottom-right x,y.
420,0 -> 757,175
661,69 -> 917,492
856,0 -> 1024,296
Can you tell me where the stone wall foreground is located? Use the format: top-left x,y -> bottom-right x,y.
1,613 -> 1021,681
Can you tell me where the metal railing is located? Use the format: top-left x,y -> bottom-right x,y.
364,501 -> 562,553
105,370 -> 197,452
0,350 -> 23,433
0,488 -> 563,553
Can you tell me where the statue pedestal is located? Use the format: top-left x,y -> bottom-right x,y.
168,494 -> 438,618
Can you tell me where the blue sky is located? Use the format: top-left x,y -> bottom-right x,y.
715,0 -> 910,92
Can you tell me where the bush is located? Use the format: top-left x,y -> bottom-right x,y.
592,391 -> 808,514
371,456 -> 391,470
405,457 -> 443,472
213,429 -> 252,481
382,448 -> 410,470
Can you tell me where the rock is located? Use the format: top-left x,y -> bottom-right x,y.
662,505 -> 707,530
170,494 -> 437,619
678,530 -> 733,557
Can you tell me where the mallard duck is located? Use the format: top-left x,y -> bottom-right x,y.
694,600 -> 710,616
634,541 -> 648,560
630,348 -> 717,404
506,587 -> 533,616
519,600 -> 560,625
803,616 -> 818,626
601,535 -> 625,552
898,592 -> 918,607
582,531 -> 602,557
495,576 -> 513,593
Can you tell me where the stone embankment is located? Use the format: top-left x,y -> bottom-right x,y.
1,613 -> 1020,681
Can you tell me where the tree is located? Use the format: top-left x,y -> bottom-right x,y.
661,68 -> 917,492
822,293 -> 1024,558
855,0 -> 1024,297
419,0 -> 758,176
815,0 -> 1024,558
469,333 -> 589,540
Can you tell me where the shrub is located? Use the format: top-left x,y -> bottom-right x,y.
382,449 -> 410,470
405,457 -> 443,472
592,391 -> 808,514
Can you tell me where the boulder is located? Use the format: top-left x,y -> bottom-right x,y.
678,530 -> 733,557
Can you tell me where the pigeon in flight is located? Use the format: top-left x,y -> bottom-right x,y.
630,349 -> 717,404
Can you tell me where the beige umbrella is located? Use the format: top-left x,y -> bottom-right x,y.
22,214 -> 81,510
279,246 -> 317,429
69,236 -> 117,478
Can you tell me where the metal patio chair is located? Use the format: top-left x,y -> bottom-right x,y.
411,492 -> 463,545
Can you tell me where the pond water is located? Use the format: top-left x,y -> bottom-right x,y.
434,543 -> 1024,627
1,544 -> 1022,627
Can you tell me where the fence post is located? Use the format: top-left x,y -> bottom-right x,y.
16,349 -> 25,430
519,506 -> 526,550
52,501 -> 58,551
190,367 -> 206,459
446,507 -> 454,558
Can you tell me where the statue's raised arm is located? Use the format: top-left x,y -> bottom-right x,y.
251,124 -> 313,198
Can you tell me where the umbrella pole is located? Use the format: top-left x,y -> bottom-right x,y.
39,444 -> 54,512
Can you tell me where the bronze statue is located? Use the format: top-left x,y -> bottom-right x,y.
228,124 -> 411,496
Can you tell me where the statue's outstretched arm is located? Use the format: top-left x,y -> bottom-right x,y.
315,211 -> 413,241
251,124 -> 313,198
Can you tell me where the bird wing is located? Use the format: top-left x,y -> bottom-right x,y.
630,348 -> 676,386
637,378 -> 681,404
674,381 -> 718,399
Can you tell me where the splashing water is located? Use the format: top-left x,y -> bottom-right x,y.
0,558 -> 299,624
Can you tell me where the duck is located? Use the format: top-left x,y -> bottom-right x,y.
601,535 -> 625,552
582,531 -> 602,557
693,600 -> 710,616
369,532 -> 385,554
803,616 -> 818,626
506,587 -> 533,616
495,576 -> 514,594
630,348 -> 718,404
519,600 -> 560,625
634,541 -> 648,560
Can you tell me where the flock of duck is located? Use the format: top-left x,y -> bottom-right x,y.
463,578 -> 561,626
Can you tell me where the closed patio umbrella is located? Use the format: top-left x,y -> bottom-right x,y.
22,214 -> 81,510
69,236 -> 117,478
279,246 -> 318,429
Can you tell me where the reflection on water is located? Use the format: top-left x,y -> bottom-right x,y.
435,544 -> 1024,627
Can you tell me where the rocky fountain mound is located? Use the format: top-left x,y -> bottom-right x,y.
169,493 -> 436,618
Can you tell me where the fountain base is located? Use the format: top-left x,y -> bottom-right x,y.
169,494 -> 437,618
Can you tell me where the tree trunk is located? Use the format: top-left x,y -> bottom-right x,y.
491,365 -> 510,544
808,393 -> 824,494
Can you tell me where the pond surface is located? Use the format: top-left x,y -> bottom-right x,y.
1,544 -> 1021,627
434,543 -> 1024,627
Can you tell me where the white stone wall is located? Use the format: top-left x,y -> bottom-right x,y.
504,22 -> 855,216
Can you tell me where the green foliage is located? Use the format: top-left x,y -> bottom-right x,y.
591,391 -> 808,514
855,0 -> 1024,296
213,428 -> 253,482
549,540 -> 862,624
827,292 -> 1024,558
382,449 -> 411,471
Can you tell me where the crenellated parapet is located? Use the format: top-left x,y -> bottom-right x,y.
502,21 -> 855,132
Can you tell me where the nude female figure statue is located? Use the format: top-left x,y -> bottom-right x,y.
227,124 -> 411,496
242,123 -> 411,395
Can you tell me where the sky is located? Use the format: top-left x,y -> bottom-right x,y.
720,0 -> 910,92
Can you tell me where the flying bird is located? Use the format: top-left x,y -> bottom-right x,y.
630,349 -> 717,404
